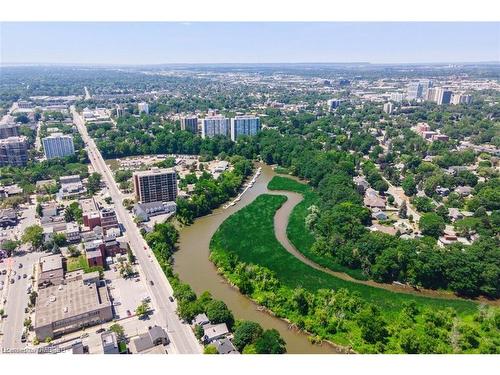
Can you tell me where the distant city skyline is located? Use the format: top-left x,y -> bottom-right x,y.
1,22 -> 499,65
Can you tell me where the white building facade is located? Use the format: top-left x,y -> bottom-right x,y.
230,115 -> 261,141
201,115 -> 230,139
42,133 -> 75,159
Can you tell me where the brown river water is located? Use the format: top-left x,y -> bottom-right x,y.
173,163 -> 343,354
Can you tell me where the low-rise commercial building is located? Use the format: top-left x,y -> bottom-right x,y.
37,254 -> 65,288
34,272 -> 113,340
59,175 -> 86,199
133,201 -> 176,222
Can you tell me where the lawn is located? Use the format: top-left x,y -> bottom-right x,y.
268,176 -> 367,280
66,254 -> 103,274
210,193 -> 477,316
66,254 -> 89,272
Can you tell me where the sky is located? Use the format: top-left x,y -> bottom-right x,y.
1,22 -> 499,65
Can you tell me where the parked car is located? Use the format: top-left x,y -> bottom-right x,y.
95,328 -> 106,334
21,334 -> 27,343
169,296 -> 174,302
126,310 -> 132,317
23,274 -> 27,279
10,279 -> 14,284
149,280 -> 154,286
18,263 -> 22,268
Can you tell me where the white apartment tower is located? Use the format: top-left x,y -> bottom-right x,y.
201,115 -> 230,139
383,102 -> 394,114
138,102 -> 149,114
181,116 -> 199,134
230,115 -> 261,141
42,133 -> 75,160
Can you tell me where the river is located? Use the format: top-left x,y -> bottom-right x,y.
173,163 -> 342,354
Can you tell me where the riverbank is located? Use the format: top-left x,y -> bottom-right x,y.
208,193 -> 499,353
268,175 -> 500,306
173,164 -> 341,354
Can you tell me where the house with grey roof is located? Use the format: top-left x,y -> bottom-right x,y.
130,325 -> 169,354
213,338 -> 239,354
203,323 -> 229,344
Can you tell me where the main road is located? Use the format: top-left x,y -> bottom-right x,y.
71,106 -> 201,354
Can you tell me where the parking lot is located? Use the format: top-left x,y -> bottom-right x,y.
104,266 -> 150,320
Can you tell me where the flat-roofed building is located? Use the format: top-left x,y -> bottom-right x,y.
42,133 -> 75,159
201,115 -> 230,139
99,207 -> 118,231
138,102 -> 149,114
180,116 -> 199,134
101,331 -> 120,354
230,115 -> 261,141
37,254 -> 65,288
133,168 -> 177,204
0,136 -> 28,167
34,273 -> 113,340
59,175 -> 86,199
0,115 -> 20,139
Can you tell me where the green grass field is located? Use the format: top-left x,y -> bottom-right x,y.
211,193 -> 477,316
268,176 -> 367,280
66,254 -> 89,272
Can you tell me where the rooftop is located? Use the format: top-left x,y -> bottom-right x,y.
40,254 -> 64,273
35,277 -> 111,327
133,167 -> 176,178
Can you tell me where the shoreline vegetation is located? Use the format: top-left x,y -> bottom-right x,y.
208,192 -> 500,353
144,214 -> 287,355
268,176 -> 500,305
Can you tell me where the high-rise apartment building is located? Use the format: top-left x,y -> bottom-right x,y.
133,168 -> 177,204
0,115 -> 20,139
436,89 -> 453,105
42,133 -> 75,160
116,105 -> 127,118
426,88 -> 439,102
383,102 -> 394,114
406,82 -> 422,100
451,93 -> 473,105
389,93 -> 404,102
0,136 -> 28,167
201,115 -> 230,139
407,80 -> 432,100
138,102 -> 149,114
230,115 -> 261,141
181,116 -> 199,134
327,99 -> 343,111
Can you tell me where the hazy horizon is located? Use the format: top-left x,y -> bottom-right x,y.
1,22 -> 499,65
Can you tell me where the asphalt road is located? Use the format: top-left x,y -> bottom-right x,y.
71,106 -> 201,354
0,197 -> 38,351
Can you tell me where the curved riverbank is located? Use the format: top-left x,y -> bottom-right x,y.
269,177 -> 500,306
173,164 -> 341,354
173,163 -> 494,354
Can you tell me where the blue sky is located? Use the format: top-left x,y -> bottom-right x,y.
1,22 -> 499,64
